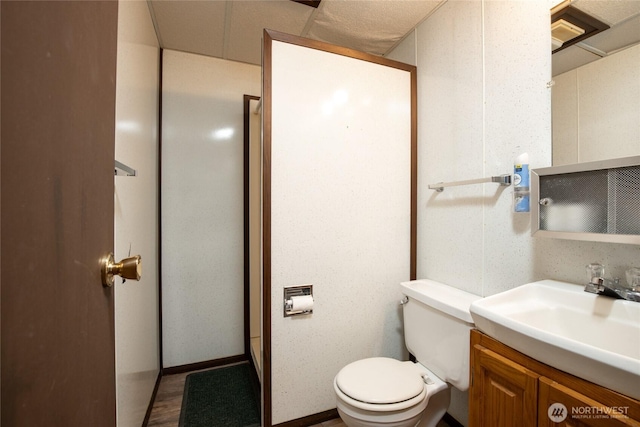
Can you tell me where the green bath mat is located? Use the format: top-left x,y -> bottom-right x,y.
179,362 -> 260,427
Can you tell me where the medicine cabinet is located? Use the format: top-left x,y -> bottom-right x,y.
531,155 -> 640,245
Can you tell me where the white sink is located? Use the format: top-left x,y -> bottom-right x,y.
470,279 -> 640,400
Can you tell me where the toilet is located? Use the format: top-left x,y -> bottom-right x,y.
334,279 -> 481,427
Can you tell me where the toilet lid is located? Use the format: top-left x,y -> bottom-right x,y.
335,357 -> 425,404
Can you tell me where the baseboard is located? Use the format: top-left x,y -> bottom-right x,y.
141,370 -> 162,427
272,409 -> 462,427
162,354 -> 247,375
274,409 -> 339,427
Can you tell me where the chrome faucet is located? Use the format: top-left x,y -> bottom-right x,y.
584,264 -> 640,303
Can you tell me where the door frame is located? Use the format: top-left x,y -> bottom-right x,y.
243,94 -> 261,361
261,29 -> 417,427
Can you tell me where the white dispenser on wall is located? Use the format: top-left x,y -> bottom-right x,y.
514,152 -> 530,213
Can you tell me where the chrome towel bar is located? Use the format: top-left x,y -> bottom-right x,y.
428,174 -> 511,192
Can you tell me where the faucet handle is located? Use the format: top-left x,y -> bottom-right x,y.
586,263 -> 605,283
626,267 -> 640,291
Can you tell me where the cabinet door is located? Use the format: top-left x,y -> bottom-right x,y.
470,344 -> 539,427
538,377 -> 639,427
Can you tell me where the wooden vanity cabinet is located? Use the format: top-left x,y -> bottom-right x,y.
538,378 -> 637,427
470,330 -> 640,427
471,344 -> 538,427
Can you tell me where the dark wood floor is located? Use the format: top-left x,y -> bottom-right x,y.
147,369 -> 193,426
146,365 -> 453,427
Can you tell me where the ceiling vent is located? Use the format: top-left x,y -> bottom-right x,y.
551,5 -> 610,53
552,18 -> 585,49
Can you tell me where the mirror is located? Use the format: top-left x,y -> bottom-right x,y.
551,0 -> 640,166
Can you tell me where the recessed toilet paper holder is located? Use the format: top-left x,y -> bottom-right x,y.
284,285 -> 313,317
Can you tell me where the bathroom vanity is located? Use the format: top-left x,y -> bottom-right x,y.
469,330 -> 640,427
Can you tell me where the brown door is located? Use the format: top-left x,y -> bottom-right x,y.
1,1 -> 119,426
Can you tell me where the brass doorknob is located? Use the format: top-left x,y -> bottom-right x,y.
101,253 -> 142,287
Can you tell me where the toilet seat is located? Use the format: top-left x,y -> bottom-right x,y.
335,357 -> 428,412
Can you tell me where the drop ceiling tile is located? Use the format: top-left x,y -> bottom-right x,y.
149,0 -> 227,57
553,44 -> 601,76
573,0 -> 640,25
306,0 -> 441,55
582,13 -> 640,53
553,1 -> 640,73
226,0 -> 314,65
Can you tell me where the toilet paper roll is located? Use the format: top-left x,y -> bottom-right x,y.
290,295 -> 314,311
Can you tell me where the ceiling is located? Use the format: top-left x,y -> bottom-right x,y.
552,0 -> 640,75
147,0 -> 443,65
147,0 -> 640,75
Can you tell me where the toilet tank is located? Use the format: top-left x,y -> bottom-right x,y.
400,279 -> 481,391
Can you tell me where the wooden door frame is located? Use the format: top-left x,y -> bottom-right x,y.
243,94 -> 261,361
262,29 -> 417,427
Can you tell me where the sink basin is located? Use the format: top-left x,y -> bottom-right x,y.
470,279 -> 640,400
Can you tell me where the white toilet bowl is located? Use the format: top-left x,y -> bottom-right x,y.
333,357 -> 449,427
333,280 -> 480,427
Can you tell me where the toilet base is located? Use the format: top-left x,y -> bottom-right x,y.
337,408 -> 422,427
415,387 -> 450,427
337,401 -> 425,427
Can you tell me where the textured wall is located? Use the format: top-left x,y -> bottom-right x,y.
268,40 -> 413,424
161,50 -> 261,367
114,2 -> 160,426
390,2 -> 640,425
391,1 -> 552,425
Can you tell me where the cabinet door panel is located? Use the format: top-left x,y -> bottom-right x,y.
471,344 -> 539,427
538,377 -> 640,427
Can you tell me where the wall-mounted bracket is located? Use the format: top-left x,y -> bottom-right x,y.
115,160 -> 136,177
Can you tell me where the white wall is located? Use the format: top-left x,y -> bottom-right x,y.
268,39 -> 413,424
413,0 -> 552,298
390,1 -> 551,425
389,2 -> 640,425
161,50 -> 261,367
552,43 -> 640,165
114,1 -> 160,426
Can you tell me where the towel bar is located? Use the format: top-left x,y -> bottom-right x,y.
428,174 -> 511,192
